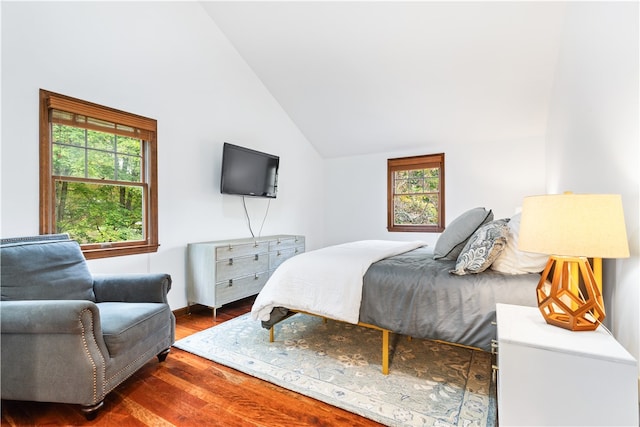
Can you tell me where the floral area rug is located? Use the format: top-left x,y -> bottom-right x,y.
174,313 -> 496,427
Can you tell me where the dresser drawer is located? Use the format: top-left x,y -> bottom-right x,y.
215,241 -> 269,260
270,246 -> 303,270
269,236 -> 305,251
216,272 -> 269,306
216,253 -> 269,282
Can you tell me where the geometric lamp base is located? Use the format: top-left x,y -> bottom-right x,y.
536,256 -> 605,331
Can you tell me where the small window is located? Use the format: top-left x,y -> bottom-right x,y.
39,89 -> 159,259
387,153 -> 445,233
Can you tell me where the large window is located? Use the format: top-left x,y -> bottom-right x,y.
40,89 -> 159,259
387,153 -> 445,233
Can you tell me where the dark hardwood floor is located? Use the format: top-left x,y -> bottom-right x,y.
1,297 -> 381,426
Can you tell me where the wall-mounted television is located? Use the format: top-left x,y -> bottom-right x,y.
220,142 -> 279,198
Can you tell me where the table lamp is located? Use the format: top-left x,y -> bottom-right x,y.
518,193 -> 629,331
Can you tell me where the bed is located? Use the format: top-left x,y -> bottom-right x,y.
251,208 -> 545,373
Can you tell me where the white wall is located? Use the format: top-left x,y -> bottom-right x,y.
324,137 -> 546,247
0,2 -> 325,310
545,2 -> 639,362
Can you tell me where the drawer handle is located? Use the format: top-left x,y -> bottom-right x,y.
255,254 -> 259,261
295,248 -> 299,254
228,244 -> 233,251
228,258 -> 233,266
228,279 -> 233,287
277,250 -> 281,256
254,274 -> 259,280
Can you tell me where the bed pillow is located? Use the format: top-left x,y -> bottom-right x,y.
433,207 -> 494,261
491,212 -> 549,274
450,219 -> 510,275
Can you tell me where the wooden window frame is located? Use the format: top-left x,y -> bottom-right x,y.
387,153 -> 445,233
39,89 -> 159,259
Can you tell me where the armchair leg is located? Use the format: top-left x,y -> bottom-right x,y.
81,401 -> 104,420
157,348 -> 170,362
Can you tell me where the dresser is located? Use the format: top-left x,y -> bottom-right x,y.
495,303 -> 638,426
187,235 -> 305,317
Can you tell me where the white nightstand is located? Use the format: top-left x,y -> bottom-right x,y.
496,303 -> 638,426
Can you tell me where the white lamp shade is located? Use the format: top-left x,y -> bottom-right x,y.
518,193 -> 629,258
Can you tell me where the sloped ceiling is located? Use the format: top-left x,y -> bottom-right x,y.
201,1 -> 567,158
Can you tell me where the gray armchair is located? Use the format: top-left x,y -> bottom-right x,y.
0,234 -> 175,419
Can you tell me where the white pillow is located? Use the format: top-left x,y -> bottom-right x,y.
491,213 -> 549,274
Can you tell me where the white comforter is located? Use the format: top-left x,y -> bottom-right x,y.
251,240 -> 426,324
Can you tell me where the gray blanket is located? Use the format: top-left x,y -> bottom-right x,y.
262,246 -> 540,352
359,246 -> 539,351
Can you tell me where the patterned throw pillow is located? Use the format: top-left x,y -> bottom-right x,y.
450,219 -> 510,275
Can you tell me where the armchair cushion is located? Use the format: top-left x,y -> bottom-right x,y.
1,238 -> 94,302
97,302 -> 171,357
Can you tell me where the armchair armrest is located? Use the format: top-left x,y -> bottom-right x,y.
1,300 -> 102,334
1,300 -> 111,406
93,273 -> 171,303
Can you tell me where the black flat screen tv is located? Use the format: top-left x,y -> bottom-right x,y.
220,143 -> 279,198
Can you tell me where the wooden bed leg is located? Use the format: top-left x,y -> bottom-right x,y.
269,326 -> 274,342
382,330 -> 389,375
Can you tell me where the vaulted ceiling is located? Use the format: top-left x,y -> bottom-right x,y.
201,1 -> 568,158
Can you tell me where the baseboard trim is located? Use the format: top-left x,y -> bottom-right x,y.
172,306 -> 190,317
172,303 -> 210,317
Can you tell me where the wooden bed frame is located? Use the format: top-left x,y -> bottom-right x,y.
268,310 -> 392,375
